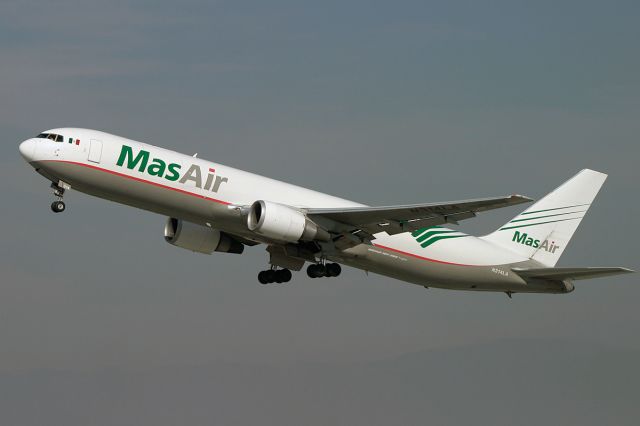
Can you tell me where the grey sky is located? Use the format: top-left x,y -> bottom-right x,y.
1,1 -> 638,424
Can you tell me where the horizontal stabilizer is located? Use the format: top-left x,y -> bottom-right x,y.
512,267 -> 634,282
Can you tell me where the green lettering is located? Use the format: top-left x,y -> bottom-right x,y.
513,231 -> 528,244
116,145 -> 149,172
147,158 -> 167,177
165,163 -> 181,181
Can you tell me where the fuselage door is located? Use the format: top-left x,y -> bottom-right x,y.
88,139 -> 103,163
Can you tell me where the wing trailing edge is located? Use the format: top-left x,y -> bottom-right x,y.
305,194 -> 532,237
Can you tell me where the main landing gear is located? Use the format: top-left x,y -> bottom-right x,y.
258,268 -> 292,285
50,182 -> 68,213
307,262 -> 341,279
257,260 -> 342,284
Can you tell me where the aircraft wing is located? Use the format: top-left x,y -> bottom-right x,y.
306,194 -> 532,237
512,267 -> 634,282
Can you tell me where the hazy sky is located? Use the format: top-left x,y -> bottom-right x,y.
1,1 -> 638,425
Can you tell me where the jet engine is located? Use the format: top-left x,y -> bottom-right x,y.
164,218 -> 244,254
247,200 -> 330,243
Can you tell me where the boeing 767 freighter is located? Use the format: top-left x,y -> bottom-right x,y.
18,128 -> 632,295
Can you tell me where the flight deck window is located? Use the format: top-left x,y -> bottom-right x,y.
35,132 -> 64,141
45,133 -> 63,142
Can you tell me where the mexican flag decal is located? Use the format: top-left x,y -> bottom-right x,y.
68,137 -> 80,145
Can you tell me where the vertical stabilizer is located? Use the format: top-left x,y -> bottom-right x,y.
481,169 -> 607,267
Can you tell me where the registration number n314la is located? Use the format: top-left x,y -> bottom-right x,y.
491,267 -> 509,277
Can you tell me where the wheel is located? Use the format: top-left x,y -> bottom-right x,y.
258,271 -> 269,285
307,264 -> 318,278
264,269 -> 276,283
316,264 -> 327,277
51,201 -> 66,213
307,264 -> 327,278
326,263 -> 342,277
276,269 -> 292,283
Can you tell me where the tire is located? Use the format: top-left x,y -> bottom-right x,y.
326,263 -> 342,277
279,269 -> 292,283
318,264 -> 328,277
258,271 -> 269,284
264,270 -> 276,283
307,264 -> 326,278
307,264 -> 318,278
51,201 -> 65,213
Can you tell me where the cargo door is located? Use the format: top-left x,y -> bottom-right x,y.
88,139 -> 103,163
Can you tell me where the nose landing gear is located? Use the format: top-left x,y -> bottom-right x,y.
50,181 -> 70,213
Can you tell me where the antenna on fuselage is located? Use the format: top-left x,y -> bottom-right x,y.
193,153 -> 198,157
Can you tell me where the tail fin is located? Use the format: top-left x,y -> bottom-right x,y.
481,169 -> 607,267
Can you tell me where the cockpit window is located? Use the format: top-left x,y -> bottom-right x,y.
36,133 -> 64,142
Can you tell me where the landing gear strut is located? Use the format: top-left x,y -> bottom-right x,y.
50,181 -> 68,213
307,262 -> 341,279
258,267 -> 292,285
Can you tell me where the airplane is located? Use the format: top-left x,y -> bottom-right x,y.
18,128 -> 632,296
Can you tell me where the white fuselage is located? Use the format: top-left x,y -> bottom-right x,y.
20,128 -> 565,293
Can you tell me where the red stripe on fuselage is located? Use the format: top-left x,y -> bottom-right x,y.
41,161 -> 476,267
42,160 -> 231,205
372,244 -> 473,267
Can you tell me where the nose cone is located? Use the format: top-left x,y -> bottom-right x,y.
19,139 -> 36,162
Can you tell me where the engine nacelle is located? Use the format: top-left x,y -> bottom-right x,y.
247,200 -> 330,243
164,218 -> 244,254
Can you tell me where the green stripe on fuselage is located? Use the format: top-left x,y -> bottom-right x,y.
411,226 -> 468,248
415,229 -> 459,243
420,234 -> 468,248
411,226 -> 441,237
